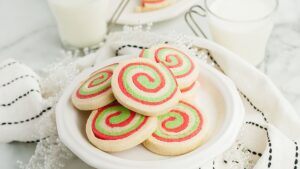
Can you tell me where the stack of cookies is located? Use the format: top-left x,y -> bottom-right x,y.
71,44 -> 208,156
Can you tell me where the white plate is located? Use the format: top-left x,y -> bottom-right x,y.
56,55 -> 244,169
108,0 -> 199,25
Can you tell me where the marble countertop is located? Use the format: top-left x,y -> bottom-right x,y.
0,0 -> 299,168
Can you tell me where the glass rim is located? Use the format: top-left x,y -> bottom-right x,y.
204,0 -> 279,23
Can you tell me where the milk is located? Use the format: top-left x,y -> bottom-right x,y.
48,0 -> 108,49
207,0 -> 276,65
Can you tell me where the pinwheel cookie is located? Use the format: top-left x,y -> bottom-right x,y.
139,44 -> 200,89
111,58 -> 181,116
136,0 -> 170,12
72,63 -> 118,110
86,102 -> 157,152
143,100 -> 208,156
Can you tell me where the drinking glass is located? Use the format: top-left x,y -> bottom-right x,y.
204,0 -> 278,66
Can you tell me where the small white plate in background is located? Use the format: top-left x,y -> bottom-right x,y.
108,0 -> 200,25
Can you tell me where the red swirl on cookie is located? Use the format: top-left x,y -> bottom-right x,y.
76,70 -> 113,99
143,100 -> 207,155
152,101 -> 204,142
76,64 -> 117,99
117,62 -> 176,105
92,102 -> 149,140
111,58 -> 181,116
72,63 -> 118,110
140,44 -> 199,89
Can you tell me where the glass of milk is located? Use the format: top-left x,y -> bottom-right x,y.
48,0 -> 109,50
204,0 -> 278,65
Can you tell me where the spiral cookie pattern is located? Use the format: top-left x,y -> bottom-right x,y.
76,63 -> 117,99
144,100 -> 207,155
140,44 -> 199,89
111,58 -> 181,116
72,63 -> 118,110
153,101 -> 203,142
86,102 -> 157,152
92,102 -> 148,140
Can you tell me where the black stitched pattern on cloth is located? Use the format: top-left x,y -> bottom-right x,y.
24,136 -> 49,143
240,92 -> 268,122
232,160 -> 239,164
0,89 -> 40,107
115,44 -> 148,56
245,121 -> 272,168
0,107 -> 52,126
0,61 -> 17,71
1,74 -> 38,87
294,141 -> 299,169
207,52 -> 269,123
246,148 -> 263,157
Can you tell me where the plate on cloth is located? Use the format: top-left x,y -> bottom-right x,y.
108,0 -> 199,25
56,55 -> 244,169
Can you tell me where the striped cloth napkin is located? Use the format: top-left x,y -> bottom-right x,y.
0,59 -> 51,143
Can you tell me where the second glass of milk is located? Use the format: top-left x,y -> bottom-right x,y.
48,0 -> 109,50
205,0 -> 278,66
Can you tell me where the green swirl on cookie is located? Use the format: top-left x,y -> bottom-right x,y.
152,101 -> 203,142
92,102 -> 148,140
118,61 -> 178,105
76,63 -> 118,99
140,45 -> 195,79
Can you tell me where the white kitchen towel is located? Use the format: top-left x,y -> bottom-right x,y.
197,37 -> 300,169
0,59 -> 51,143
99,30 -> 300,169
